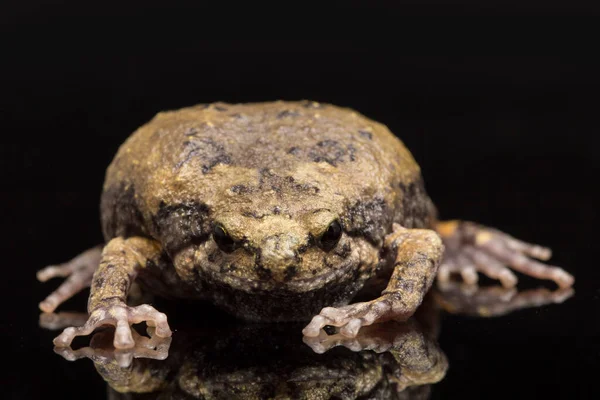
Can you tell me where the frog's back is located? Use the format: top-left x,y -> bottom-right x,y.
101,101 -> 434,243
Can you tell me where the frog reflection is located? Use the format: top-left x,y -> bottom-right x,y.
53,319 -> 444,400
42,285 -> 571,399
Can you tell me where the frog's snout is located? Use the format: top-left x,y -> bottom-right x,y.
258,233 -> 307,282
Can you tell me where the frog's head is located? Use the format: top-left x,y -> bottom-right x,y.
194,203 -> 371,292
156,173 -> 379,294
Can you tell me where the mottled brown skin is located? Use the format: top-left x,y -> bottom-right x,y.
39,100 -> 574,348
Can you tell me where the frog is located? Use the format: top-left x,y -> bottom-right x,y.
37,100 -> 575,349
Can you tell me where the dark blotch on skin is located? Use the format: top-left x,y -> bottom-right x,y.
398,178 -> 431,229
184,127 -> 199,137
358,129 -> 373,140
287,146 -> 301,155
100,184 -> 147,240
348,144 -> 357,161
152,201 -> 211,255
343,197 -> 392,245
93,277 -> 105,289
230,184 -> 252,194
255,264 -> 272,280
399,279 -> 415,293
334,242 -> 352,259
174,138 -> 232,173
214,105 -> 228,111
301,140 -> 356,166
242,211 -> 267,219
276,110 -> 300,119
294,183 -> 320,194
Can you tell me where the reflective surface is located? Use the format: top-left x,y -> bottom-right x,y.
29,283 -> 580,399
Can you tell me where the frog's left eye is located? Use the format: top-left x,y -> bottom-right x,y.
213,224 -> 237,253
319,219 -> 342,251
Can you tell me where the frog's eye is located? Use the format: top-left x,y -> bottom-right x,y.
213,224 -> 237,253
319,219 -> 342,251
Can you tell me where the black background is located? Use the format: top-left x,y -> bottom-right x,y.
2,2 -> 599,399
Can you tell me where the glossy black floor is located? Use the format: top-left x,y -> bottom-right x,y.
2,4 -> 600,399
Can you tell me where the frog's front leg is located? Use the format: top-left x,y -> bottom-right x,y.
435,220 -> 574,288
303,223 -> 443,338
53,237 -> 172,349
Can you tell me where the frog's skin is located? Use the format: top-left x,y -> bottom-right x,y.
37,101 -> 575,348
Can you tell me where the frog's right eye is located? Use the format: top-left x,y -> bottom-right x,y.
213,224 -> 237,253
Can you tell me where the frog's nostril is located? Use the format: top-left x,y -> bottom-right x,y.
261,234 -> 300,263
258,233 -> 306,282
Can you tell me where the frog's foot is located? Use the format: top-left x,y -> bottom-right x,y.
53,303 -> 172,350
436,221 -> 574,288
303,320 -> 412,354
302,295 -> 402,338
434,280 -> 574,317
37,246 -> 102,313
54,327 -> 171,367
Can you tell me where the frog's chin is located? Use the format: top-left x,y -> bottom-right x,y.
200,261 -> 372,322
201,258 -> 364,294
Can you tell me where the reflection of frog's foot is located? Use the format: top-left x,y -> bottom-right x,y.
305,319 -> 448,393
434,280 -> 575,317
54,327 -> 171,368
302,295 -> 406,339
436,220 -> 574,289
37,246 -> 102,313
303,320 -> 411,354
53,303 -> 172,349
39,311 -> 89,330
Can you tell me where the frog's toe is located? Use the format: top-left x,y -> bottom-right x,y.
38,246 -> 102,313
302,299 -> 394,338
39,271 -> 94,313
437,221 -> 574,289
471,229 -> 574,288
39,311 -> 89,330
435,281 -> 575,317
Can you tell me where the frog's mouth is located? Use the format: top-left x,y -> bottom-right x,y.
197,245 -> 373,294
212,257 -> 360,293
199,258 -> 372,322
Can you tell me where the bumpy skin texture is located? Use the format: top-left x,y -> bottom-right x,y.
39,100 -> 574,348
101,101 -> 433,320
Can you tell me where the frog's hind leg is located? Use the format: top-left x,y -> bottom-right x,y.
37,246 -> 102,313
436,221 -> 574,289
